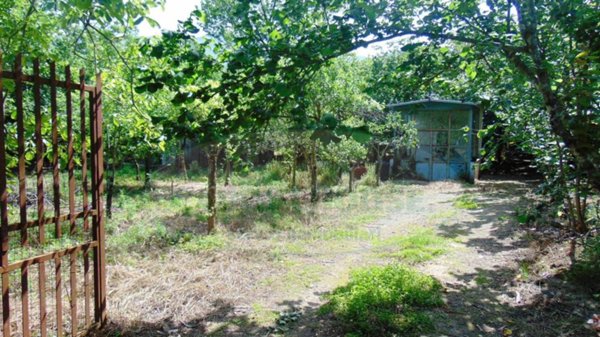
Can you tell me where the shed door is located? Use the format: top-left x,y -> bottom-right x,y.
413,109 -> 471,180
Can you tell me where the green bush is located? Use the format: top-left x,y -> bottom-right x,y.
236,161 -> 289,186
357,163 -> 378,187
319,164 -> 341,186
321,264 -> 443,336
263,161 -> 288,182
570,235 -> 600,291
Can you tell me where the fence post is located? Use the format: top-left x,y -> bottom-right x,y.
92,72 -> 107,325
0,52 -> 11,337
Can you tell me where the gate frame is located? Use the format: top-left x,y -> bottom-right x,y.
0,54 -> 106,337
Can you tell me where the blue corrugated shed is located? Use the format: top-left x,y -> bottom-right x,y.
387,99 -> 482,181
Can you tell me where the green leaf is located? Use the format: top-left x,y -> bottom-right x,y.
72,0 -> 92,10
350,128 -> 372,143
269,29 -> 283,41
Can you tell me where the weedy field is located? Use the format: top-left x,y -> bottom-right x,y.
82,166 -> 598,337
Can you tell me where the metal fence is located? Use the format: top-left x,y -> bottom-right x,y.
0,54 -> 106,337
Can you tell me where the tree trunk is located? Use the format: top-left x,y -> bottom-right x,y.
224,158 -> 231,187
290,146 -> 297,189
134,160 -> 141,181
310,142 -> 318,202
144,155 -> 151,189
348,165 -> 354,193
106,161 -> 116,219
508,1 -> 600,192
291,157 -> 297,189
207,145 -> 219,233
376,154 -> 382,187
574,176 -> 588,233
177,140 -> 188,180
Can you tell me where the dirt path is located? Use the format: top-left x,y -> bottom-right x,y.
264,179 -> 583,337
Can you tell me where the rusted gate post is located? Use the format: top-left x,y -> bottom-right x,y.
0,53 -> 106,337
92,72 -> 107,325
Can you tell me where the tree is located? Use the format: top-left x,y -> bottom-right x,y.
138,30 -> 244,233
365,112 -> 418,186
104,53 -> 168,216
1,1 -> 168,222
0,0 -> 162,60
373,1 -> 599,189
321,137 -> 368,192
143,0 -> 596,232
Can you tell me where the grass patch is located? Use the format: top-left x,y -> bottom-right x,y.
179,233 -> 228,252
453,194 -> 479,210
517,260 -> 532,281
375,228 -> 449,264
427,209 -> 458,222
250,303 -> 279,325
474,272 -> 490,286
321,264 -> 443,336
262,260 -> 324,291
317,227 -> 373,241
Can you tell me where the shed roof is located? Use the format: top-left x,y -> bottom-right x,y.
386,99 -> 479,110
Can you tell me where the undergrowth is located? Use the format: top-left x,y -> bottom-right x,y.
570,235 -> 600,291
321,264 -> 443,336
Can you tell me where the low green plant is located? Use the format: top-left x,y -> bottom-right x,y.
514,206 -> 540,225
319,164 -> 341,187
570,235 -> 600,291
321,264 -> 443,336
375,228 -> 449,264
518,260 -> 532,281
356,163 -> 378,187
453,194 -> 478,210
236,161 -> 289,187
474,272 -> 490,286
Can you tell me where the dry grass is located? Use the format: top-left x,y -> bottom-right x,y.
91,174 -> 422,336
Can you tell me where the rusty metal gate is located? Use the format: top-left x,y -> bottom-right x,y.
0,54 -> 106,336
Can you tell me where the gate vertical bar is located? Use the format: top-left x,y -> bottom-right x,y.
15,55 -> 27,246
34,59 -> 48,337
55,258 -> 62,337
65,65 -> 77,336
15,55 -> 31,337
0,52 -> 11,337
80,69 -> 89,232
69,252 -> 77,336
80,69 -> 92,326
50,62 -> 60,239
66,66 -> 75,236
91,73 -> 106,325
50,61 -> 63,337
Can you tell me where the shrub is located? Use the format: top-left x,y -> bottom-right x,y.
357,163 -> 378,187
263,161 -> 288,183
570,235 -> 600,291
236,161 -> 288,186
319,164 -> 341,186
321,264 -> 443,336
